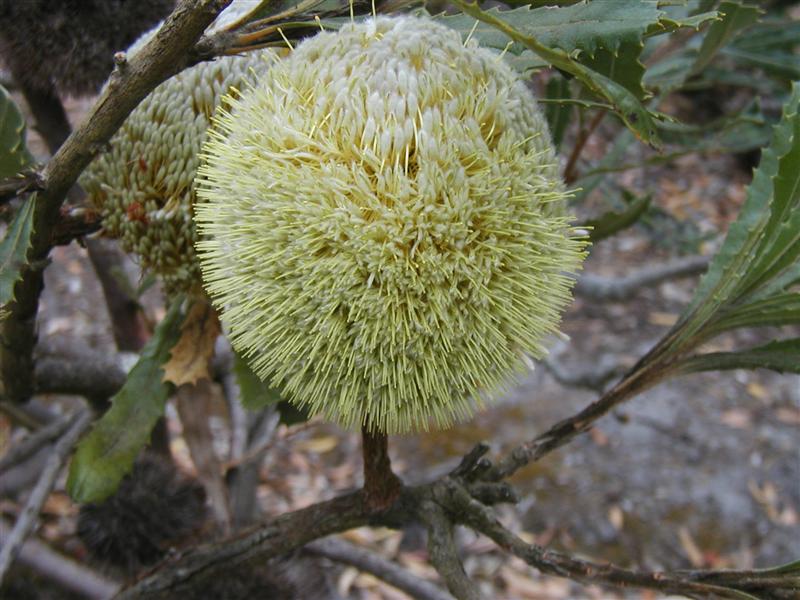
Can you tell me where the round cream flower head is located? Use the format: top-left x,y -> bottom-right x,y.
81,6 -> 269,295
196,16 -> 586,434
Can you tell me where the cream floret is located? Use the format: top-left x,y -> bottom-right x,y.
196,16 -> 586,433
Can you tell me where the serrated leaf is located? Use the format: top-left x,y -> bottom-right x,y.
677,339 -> 800,375
0,198 -> 35,319
67,299 -> 186,503
647,10 -> 719,36
674,83 -> 800,346
690,1 -> 762,76
583,192 -> 651,242
451,0 -> 662,148
233,350 -> 282,410
162,299 -> 220,386
0,84 -> 33,180
437,1 -> 663,57
580,40 -> 648,100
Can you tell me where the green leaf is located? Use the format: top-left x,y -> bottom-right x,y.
643,51 -> 699,93
233,350 -> 282,410
0,84 -> 33,180
656,103 -> 772,154
450,0 -> 663,148
438,1 -> 663,56
722,46 -> 800,81
674,83 -> 800,346
233,351 -> 309,425
754,558 -> 800,575
690,1 -> 762,75
0,198 -> 35,320
731,19 -> 800,53
646,10 -> 719,36
580,40 -> 648,100
67,299 -> 186,503
677,339 -> 800,375
583,192 -> 651,242
706,293 -> 800,334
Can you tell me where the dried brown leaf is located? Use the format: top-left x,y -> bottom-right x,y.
162,300 -> 220,386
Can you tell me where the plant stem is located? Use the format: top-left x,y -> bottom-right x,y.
361,426 -> 401,512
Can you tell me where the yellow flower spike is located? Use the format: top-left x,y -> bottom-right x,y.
81,49 -> 271,296
196,16 -> 587,434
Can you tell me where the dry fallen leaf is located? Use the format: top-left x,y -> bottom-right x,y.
746,382 -> 768,401
776,407 -> 800,426
608,505 -> 624,531
589,427 -> 609,447
295,435 -> 339,454
162,300 -> 220,386
720,408 -> 751,429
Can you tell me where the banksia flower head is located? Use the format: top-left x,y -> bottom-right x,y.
81,41 -> 268,295
196,16 -> 586,434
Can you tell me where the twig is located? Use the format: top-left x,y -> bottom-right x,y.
419,503 -> 481,600
0,411 -> 74,475
564,109 -> 606,184
224,418 -> 315,471
49,208 -> 103,245
307,537 -> 454,600
0,398 -> 57,429
0,409 -> 92,584
225,375 -> 248,463
228,405 -> 280,528
542,354 -> 625,391
456,487 -> 788,599
0,0 -> 231,403
0,170 -> 45,205
176,380 -> 231,532
575,255 -> 710,302
486,358 -> 667,482
0,518 -> 121,600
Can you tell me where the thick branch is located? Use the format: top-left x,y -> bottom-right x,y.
307,537 -> 454,600
105,465 -> 797,600
0,0 -> 231,403
33,351 -> 128,399
13,76 -> 150,352
114,491 -> 372,599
